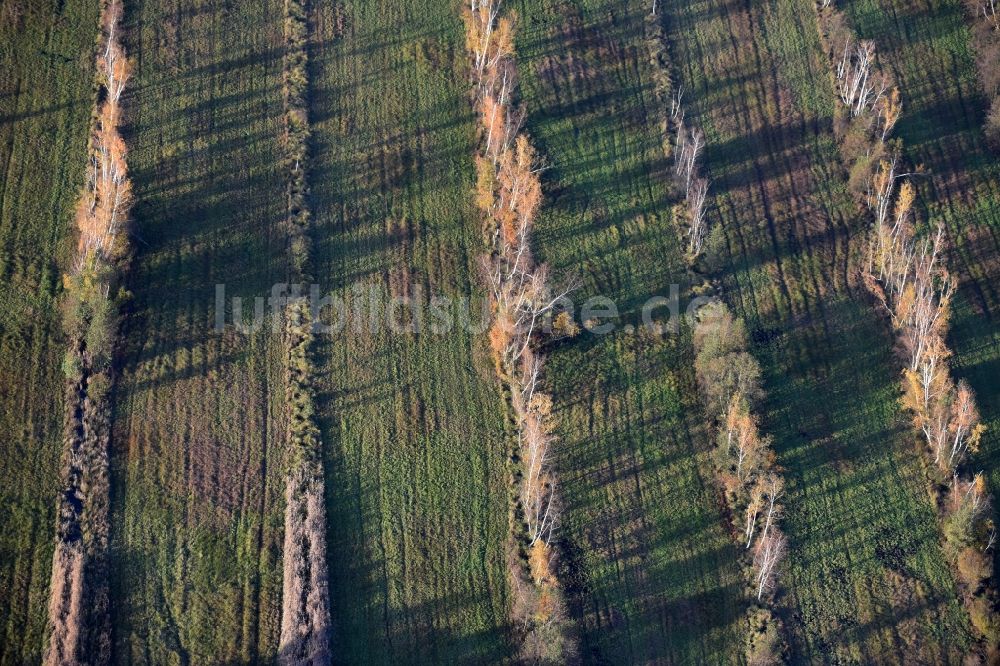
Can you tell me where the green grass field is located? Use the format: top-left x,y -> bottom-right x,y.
0,1 -> 99,661
308,0 -> 513,660
514,0 -> 746,661
108,0 -> 290,661
662,0 -> 972,659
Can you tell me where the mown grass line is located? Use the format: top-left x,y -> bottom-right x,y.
663,0 -> 972,660
308,0 -> 513,660
840,0 -> 1000,584
0,1 -> 100,661
108,0 -> 290,661
512,0 -> 747,661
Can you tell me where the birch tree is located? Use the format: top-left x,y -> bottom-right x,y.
949,381 -> 984,467
754,532 -> 787,600
687,177 -> 709,256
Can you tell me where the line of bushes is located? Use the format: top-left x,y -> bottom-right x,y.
46,1 -> 132,663
693,302 -> 788,665
276,1 -> 333,663
813,1 -> 998,657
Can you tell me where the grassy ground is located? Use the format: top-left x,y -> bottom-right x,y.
513,0 -> 747,661
308,0 -> 513,661
662,0 -> 972,660
840,0 -> 1000,577
108,0 -> 290,661
0,1 -> 99,661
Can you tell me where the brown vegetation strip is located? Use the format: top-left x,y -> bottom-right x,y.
463,0 -> 578,660
277,0 -> 332,662
45,0 -> 132,663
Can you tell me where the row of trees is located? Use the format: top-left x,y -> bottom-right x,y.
861,156 -> 997,643
817,3 -> 900,199
669,87 -> 710,259
277,2 -> 333,663
46,1 -> 133,663
962,0 -> 1000,147
817,0 -> 998,650
644,16 -> 786,660
463,1 -> 577,661
693,302 -> 787,665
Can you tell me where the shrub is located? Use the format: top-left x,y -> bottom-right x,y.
969,596 -> 1000,643
62,352 -> 83,380
957,547 -> 990,588
551,311 -> 579,339
745,606 -> 784,665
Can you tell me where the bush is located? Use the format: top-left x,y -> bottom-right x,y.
944,504 -> 977,553
957,547 -> 990,588
986,99 -> 1000,150
551,311 -> 579,339
745,606 -> 784,665
62,351 -> 83,380
969,596 -> 1000,643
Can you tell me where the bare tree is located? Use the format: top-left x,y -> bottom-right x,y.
754,532 -> 787,601
745,478 -> 766,548
687,177 -> 709,256
899,228 -> 954,374
670,85 -> 684,122
759,474 -> 784,543
917,379 -> 953,466
684,128 -> 703,196
982,0 -> 999,30
916,334 -> 950,412
949,381 -> 983,467
836,39 -> 888,117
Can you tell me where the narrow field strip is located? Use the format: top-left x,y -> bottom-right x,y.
110,0 -> 290,660
662,0 -> 971,660
45,1 -> 134,661
277,0 -> 332,662
0,1 -> 100,660
513,0 -> 746,661
308,0 -> 513,659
